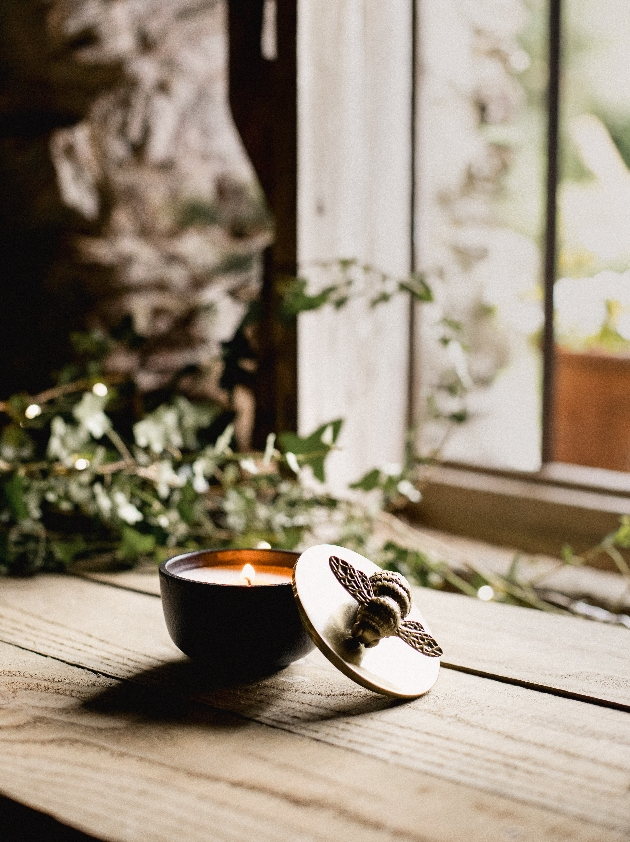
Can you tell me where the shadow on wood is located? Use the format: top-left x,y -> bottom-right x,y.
0,793 -> 101,842
82,658 -> 397,724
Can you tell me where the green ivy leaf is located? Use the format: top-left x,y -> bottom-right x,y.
448,410 -> 469,424
51,537 -> 88,566
369,292 -> 392,307
8,394 -> 30,418
611,515 -> 630,548
70,329 -> 112,360
441,317 -> 464,333
398,273 -> 433,302
0,424 -> 35,461
275,526 -> 304,550
337,258 -> 356,271
177,481 -> 198,525
3,474 -> 30,521
118,526 -> 157,561
350,468 -> 382,491
561,544 -> 576,563
278,419 -> 343,483
281,278 -> 337,317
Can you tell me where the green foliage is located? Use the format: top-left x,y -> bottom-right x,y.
398,273 -> 433,302
0,354 -> 626,626
570,515 -> 630,584
278,420 -> 342,483
351,465 -> 422,506
119,527 -> 157,561
0,258 -> 475,593
280,278 -> 342,317
0,371 -> 378,574
377,542 -> 477,597
1,251 -> 622,627
611,515 -> 630,549
280,260 -> 433,320
0,388 -> 285,571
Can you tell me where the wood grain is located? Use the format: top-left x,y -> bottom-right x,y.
0,640 -> 626,842
413,464 -> 630,560
200,655 -> 630,832
77,567 -> 630,708
422,588 -> 630,708
0,576 -> 629,834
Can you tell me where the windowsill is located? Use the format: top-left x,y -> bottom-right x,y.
374,511 -> 630,615
442,459 -> 630,496
406,460 -> 630,566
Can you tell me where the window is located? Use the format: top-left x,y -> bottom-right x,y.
297,0 -> 630,553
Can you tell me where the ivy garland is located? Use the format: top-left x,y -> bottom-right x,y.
0,264 -> 627,627
0,263 -> 440,578
0,367 -> 373,574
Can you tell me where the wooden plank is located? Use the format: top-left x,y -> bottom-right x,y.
374,513 -> 630,612
1,640 -> 622,842
422,589 -> 630,708
297,0 -> 413,491
0,576 -> 629,833
79,566 -> 162,597
76,565 -> 630,709
0,575 -> 175,681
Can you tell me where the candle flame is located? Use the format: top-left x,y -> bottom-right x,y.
239,563 -> 256,586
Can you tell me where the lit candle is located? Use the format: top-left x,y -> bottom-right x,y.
159,548 -> 313,677
176,562 -> 292,586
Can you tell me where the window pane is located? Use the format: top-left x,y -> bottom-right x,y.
553,0 -> 630,471
415,0 -> 546,471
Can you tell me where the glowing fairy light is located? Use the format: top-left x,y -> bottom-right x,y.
477,585 -> 494,601
92,382 -> 108,397
25,404 -> 42,419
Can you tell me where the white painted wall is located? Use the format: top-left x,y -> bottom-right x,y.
297,0 -> 413,491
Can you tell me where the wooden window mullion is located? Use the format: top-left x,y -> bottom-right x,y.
541,0 -> 562,464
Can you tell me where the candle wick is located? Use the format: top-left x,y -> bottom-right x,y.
239,563 -> 256,586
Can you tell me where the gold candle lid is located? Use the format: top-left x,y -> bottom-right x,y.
293,544 -> 442,699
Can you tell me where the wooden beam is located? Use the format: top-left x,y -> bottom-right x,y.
411,464 -> 630,562
228,0 -> 298,441
297,0 -> 413,490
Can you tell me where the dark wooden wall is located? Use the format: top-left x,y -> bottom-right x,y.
228,0 -> 298,442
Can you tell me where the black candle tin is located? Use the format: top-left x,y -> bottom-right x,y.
159,548 -> 314,677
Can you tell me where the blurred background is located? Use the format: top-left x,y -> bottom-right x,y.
2,0 -> 630,482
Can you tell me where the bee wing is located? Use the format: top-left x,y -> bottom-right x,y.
398,620 -> 443,658
329,555 -> 373,605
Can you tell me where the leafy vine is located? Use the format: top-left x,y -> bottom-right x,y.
0,262 -> 627,628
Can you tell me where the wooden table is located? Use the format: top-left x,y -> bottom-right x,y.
0,566 -> 629,841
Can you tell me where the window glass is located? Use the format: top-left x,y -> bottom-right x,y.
553,0 -> 630,472
416,0 -> 546,471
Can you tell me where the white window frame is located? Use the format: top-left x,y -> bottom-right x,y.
296,0 -> 630,557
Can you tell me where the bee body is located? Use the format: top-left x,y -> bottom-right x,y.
329,554 -> 443,658
352,595 -> 402,646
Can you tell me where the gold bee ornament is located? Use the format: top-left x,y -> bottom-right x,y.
329,556 -> 443,656
293,544 -> 442,698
